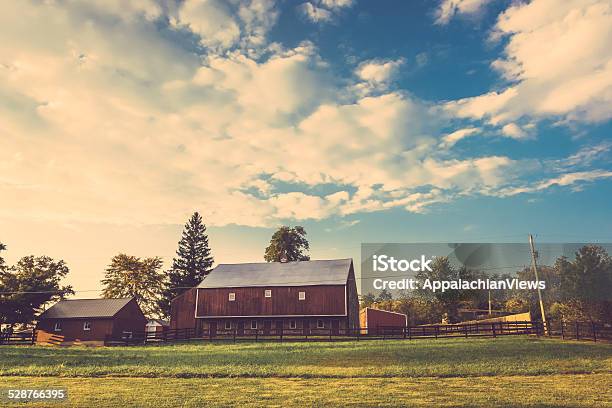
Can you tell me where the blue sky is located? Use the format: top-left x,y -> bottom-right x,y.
1,0 -> 611,296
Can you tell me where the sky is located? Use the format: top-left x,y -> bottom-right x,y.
1,0 -> 611,297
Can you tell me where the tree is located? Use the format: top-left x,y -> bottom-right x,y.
158,212 -> 214,317
360,292 -> 376,308
0,254 -> 73,327
0,242 -> 6,271
376,289 -> 393,302
556,245 -> 612,323
504,265 -> 560,320
416,256 -> 474,323
101,254 -> 164,317
264,226 -> 310,262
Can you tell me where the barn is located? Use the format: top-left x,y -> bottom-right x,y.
35,298 -> 147,346
171,259 -> 359,336
359,307 -> 408,334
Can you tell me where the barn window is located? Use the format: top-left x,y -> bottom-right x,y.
251,320 -> 258,330
225,321 -> 232,330
228,292 -> 236,301
83,321 -> 91,331
290,320 -> 297,329
122,331 -> 133,339
53,322 -> 62,332
298,291 -> 306,300
317,320 -> 324,329
264,289 -> 272,298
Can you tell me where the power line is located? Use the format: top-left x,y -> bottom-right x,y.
0,265 -> 531,295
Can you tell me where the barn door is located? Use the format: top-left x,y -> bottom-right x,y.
302,319 -> 310,336
275,320 -> 283,336
209,321 -> 217,338
332,320 -> 340,335
263,320 -> 271,335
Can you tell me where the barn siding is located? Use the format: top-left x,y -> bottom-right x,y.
111,298 -> 147,337
359,308 -> 407,332
170,288 -> 197,330
35,298 -> 147,345
196,285 -> 346,317
36,318 -> 114,344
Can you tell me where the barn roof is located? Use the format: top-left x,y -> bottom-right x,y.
39,298 -> 133,319
197,258 -> 353,288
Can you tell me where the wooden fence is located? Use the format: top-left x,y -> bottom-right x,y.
0,331 -> 36,345
102,320 -> 611,346
2,321 -> 608,346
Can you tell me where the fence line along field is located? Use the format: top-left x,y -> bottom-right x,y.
1,337 -> 611,407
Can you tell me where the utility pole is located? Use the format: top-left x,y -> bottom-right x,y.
529,234 -> 547,335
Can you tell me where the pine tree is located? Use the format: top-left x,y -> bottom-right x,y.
158,212 -> 214,317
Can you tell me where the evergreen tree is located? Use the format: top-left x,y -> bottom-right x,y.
158,212 -> 214,317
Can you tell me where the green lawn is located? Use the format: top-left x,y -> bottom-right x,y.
0,337 -> 610,407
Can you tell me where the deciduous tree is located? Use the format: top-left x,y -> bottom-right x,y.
0,252 -> 73,327
264,226 -> 310,262
101,254 -> 164,317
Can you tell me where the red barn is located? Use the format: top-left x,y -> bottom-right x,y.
36,298 -> 147,346
171,259 -> 360,335
359,307 -> 408,334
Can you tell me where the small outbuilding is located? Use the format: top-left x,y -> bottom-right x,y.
146,319 -> 169,334
359,307 -> 408,334
36,298 -> 147,346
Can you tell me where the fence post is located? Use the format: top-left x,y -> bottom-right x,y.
575,322 -> 580,340
233,328 -> 236,343
280,327 -> 283,343
491,323 -> 496,338
435,325 -> 439,339
561,321 -> 565,340
592,323 -> 597,342
403,327 -> 406,340
329,328 -> 332,342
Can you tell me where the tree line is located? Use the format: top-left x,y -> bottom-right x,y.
361,246 -> 612,325
0,215 -> 310,327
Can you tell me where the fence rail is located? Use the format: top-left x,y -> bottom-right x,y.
0,331 -> 36,345
101,320 -> 611,346
2,321 -> 609,346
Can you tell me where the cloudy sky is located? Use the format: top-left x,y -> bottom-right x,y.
1,0 -> 611,296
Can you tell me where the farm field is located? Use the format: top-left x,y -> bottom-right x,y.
1,337 -> 611,407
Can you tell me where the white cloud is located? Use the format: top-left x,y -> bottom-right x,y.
354,59 -> 404,95
435,0 -> 491,25
299,0 -> 354,24
446,0 -> 612,125
299,2 -> 333,22
356,59 -> 404,83
0,0 -> 609,230
320,0 -> 354,9
175,0 -> 241,49
501,123 -> 528,139
498,170 -> 612,196
439,127 -> 480,148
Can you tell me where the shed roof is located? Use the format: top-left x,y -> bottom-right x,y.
197,258 -> 353,288
39,298 -> 133,319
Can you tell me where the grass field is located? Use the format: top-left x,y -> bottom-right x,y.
1,337 -> 611,407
